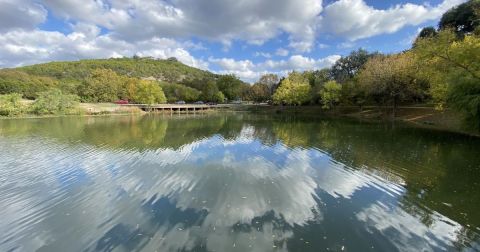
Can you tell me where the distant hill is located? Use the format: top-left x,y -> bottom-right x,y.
0,57 -> 249,103
17,57 -> 218,84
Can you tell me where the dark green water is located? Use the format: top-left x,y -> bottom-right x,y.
0,113 -> 479,252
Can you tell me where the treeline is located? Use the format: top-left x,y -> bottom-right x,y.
0,57 -> 256,105
255,0 -> 479,129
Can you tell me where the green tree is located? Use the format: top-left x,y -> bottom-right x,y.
201,80 -> 223,102
32,89 -> 79,115
79,69 -> 126,102
414,30 -> 480,109
249,83 -> 271,103
439,0 -> 480,36
414,26 -> 438,46
319,80 -> 342,109
331,49 -> 378,83
0,70 -> 58,99
216,75 -> 244,101
448,80 -> 480,130
273,72 -> 311,105
213,91 -> 225,103
358,53 -> 427,118
132,80 -> 167,105
414,30 -> 480,129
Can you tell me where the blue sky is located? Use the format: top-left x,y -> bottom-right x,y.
0,0 -> 466,82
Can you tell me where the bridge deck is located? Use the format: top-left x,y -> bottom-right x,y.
121,104 -> 231,112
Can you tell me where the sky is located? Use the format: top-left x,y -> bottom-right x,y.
0,0 -> 467,83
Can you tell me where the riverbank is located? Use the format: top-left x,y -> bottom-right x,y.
0,102 -> 144,119
242,105 -> 479,137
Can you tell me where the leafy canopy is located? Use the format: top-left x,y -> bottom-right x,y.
273,72 -> 311,106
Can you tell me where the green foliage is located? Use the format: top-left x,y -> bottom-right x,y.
32,89 -> 79,115
0,70 -> 58,99
415,30 -> 480,129
79,69 -> 126,102
131,80 -> 167,105
216,75 -> 245,101
247,83 -> 271,102
319,81 -> 342,109
448,80 -> 480,130
414,30 -> 480,109
201,81 -> 222,102
439,0 -> 480,36
158,82 -> 201,102
0,93 -> 24,116
414,26 -> 438,46
213,91 -> 225,103
331,49 -> 379,83
273,72 -> 311,105
358,53 -> 427,115
20,57 -> 216,84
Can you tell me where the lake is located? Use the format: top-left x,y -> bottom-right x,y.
0,113 -> 479,251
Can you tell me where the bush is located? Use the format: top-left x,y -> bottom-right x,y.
32,89 -> 79,115
0,93 -> 24,116
131,80 -> 167,105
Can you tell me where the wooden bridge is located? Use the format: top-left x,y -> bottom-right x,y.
121,104 -> 232,113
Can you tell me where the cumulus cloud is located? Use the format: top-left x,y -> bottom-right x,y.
42,0 -> 323,49
0,24 -> 208,69
275,48 -> 289,57
0,0 -> 468,81
319,0 -> 466,41
0,0 -> 47,32
209,54 -> 341,82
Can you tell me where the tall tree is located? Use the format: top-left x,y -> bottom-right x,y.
202,81 -> 224,102
319,81 -> 342,110
439,0 -> 480,36
331,49 -> 378,83
414,30 -> 480,129
132,80 -> 167,105
216,75 -> 244,101
273,72 -> 311,106
257,74 -> 279,95
249,83 -> 270,103
358,53 -> 427,118
414,30 -> 480,108
79,69 -> 126,102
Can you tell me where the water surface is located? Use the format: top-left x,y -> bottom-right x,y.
1,113 -> 479,251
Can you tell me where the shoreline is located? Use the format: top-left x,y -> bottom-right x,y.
241,105 -> 480,138
2,103 -> 478,137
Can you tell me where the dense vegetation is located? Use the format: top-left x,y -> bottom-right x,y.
0,1 -> 478,130
0,57 -> 253,106
259,0 -> 479,130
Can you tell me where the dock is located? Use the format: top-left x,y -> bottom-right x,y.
121,104 -> 231,113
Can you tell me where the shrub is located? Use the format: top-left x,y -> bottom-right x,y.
0,93 -> 24,116
32,89 -> 79,115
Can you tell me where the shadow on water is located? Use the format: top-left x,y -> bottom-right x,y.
0,113 -> 479,251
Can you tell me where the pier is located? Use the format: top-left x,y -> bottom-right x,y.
121,104 -> 231,113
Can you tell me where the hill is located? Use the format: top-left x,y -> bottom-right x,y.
0,57 -> 250,103
17,57 -> 218,84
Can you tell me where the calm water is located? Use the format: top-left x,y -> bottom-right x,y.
1,113 -> 479,252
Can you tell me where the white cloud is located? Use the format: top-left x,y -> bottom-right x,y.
0,28 -> 208,69
42,0 -> 324,50
0,0 -> 47,32
254,52 -> 272,58
319,0 -> 466,41
209,54 -> 341,82
318,43 -> 329,49
275,48 -> 289,57
0,0 -> 469,82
